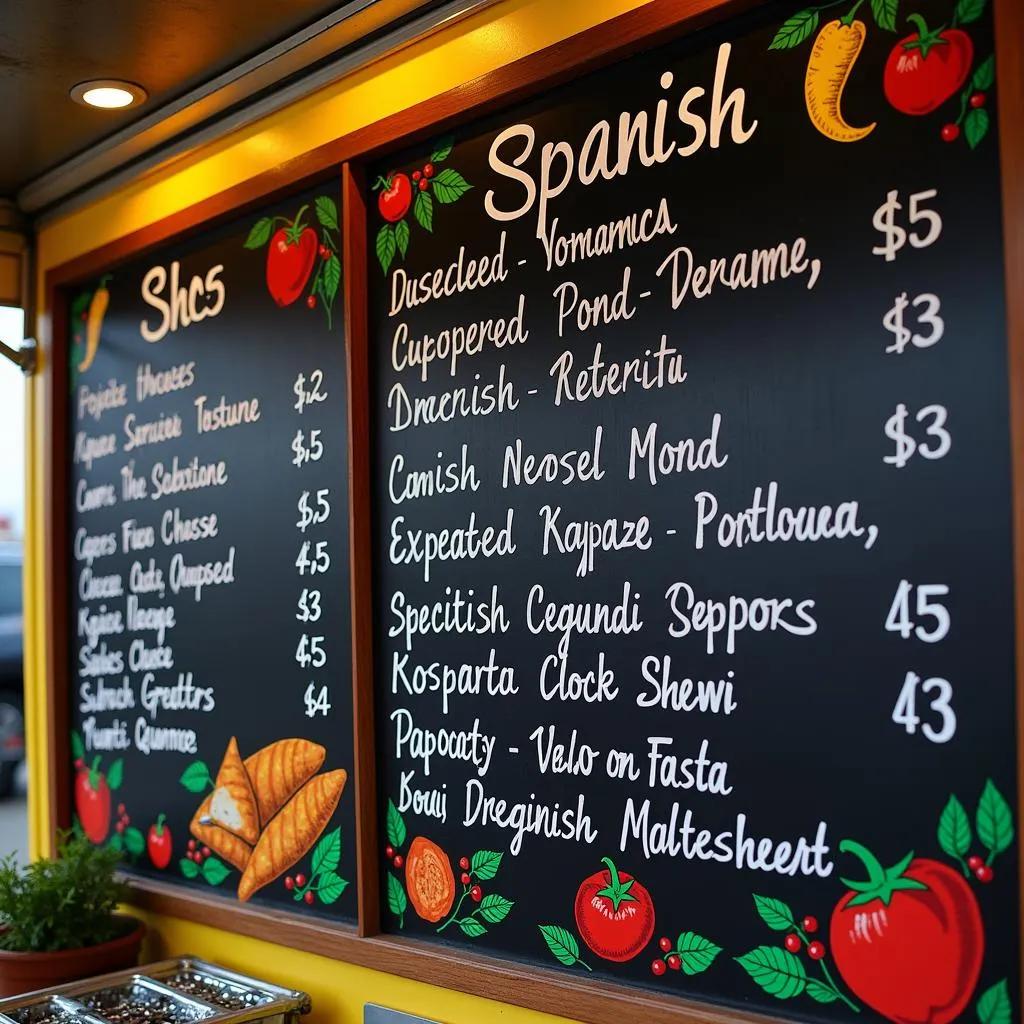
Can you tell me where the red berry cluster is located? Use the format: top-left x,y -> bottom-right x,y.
384,843 -> 404,871
115,803 -> 131,835
651,936 -> 684,976
455,856 -> 483,902
782,915 -> 826,961
411,163 -> 436,192
942,92 -> 986,142
285,873 -> 316,904
305,243 -> 336,310
967,854 -> 994,883
185,838 -> 211,863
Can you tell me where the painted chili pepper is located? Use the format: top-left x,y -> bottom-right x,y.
78,274 -> 111,372
804,2 -> 876,143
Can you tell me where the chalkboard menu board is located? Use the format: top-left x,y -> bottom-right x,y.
68,180 -> 356,921
369,0 -> 1020,1020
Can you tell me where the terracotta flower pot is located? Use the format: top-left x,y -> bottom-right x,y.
0,915 -> 145,997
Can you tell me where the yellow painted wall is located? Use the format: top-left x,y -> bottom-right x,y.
25,1 -> 656,1021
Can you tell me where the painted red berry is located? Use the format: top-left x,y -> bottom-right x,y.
122,815 -> 130,826
188,839 -> 197,851
459,857 -> 470,870
424,163 -> 434,178
667,954 -> 681,971
186,850 -> 194,861
470,885 -> 482,902
202,846 -> 210,858
461,872 -> 471,885
807,941 -> 826,961
802,916 -> 818,933
307,295 -> 317,309
285,876 -> 294,890
967,855 -> 984,871
784,934 -> 802,953
651,959 -> 666,977
412,170 -> 421,181
117,804 -> 125,815
194,851 -> 203,863
295,873 -> 307,887
393,855 -> 404,870
976,864 -> 994,883
385,845 -> 394,859
418,178 -> 429,192
304,890 -> 315,904
970,92 -> 986,108
658,937 -> 672,953
74,758 -> 85,770
116,821 -> 125,834
941,124 -> 960,142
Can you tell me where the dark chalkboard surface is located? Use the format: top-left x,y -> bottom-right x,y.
368,0 -> 1020,1020
68,180 -> 356,921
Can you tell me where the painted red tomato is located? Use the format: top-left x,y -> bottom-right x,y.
266,226 -> 318,306
378,173 -> 412,223
574,857 -> 655,963
830,840 -> 983,1024
147,814 -> 172,869
75,763 -> 111,844
884,16 -> 973,115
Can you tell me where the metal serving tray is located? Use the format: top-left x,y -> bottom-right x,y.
0,958 -> 311,1024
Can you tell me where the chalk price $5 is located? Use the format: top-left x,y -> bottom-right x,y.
292,429 -> 324,467
872,188 -> 943,263
297,489 -> 331,533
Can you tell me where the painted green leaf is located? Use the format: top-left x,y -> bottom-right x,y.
753,894 -> 795,931
244,218 -> 274,249
806,980 -> 839,1003
387,872 -> 407,923
106,759 -> 124,791
539,925 -> 581,967
376,224 -> 397,275
202,856 -> 231,886
124,826 -> 145,857
322,253 -> 342,308
386,799 -> 406,849
394,219 -> 410,259
180,857 -> 199,879
315,196 -> 339,231
675,932 -> 721,976
70,292 -> 92,318
414,190 -> 433,232
312,826 -> 342,877
870,0 -> 898,31
459,919 -> 487,938
977,979 -> 1012,1024
431,168 -> 472,204
768,10 -> 819,50
71,815 -> 85,839
109,833 -> 124,853
956,0 -> 987,25
430,136 -> 455,163
479,894 -> 514,924
973,55 -> 995,92
471,850 -> 502,880
977,778 -> 1014,856
179,761 -> 212,793
317,871 -> 349,905
938,794 -> 972,859
71,732 -> 86,761
965,108 -> 991,150
735,946 -> 807,999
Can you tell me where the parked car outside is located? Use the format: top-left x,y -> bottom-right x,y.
0,541 -> 24,797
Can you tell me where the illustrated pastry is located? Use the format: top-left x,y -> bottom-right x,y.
190,794 -> 252,872
237,768 -> 347,902
243,738 -> 325,824
205,736 -> 260,843
405,836 -> 455,922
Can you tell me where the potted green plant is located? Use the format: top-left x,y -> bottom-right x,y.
0,832 -> 145,996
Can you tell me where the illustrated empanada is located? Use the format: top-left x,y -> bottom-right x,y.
205,736 -> 260,843
243,738 -> 325,824
237,768 -> 347,902
190,794 -> 253,872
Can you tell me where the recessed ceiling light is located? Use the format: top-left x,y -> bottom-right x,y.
70,80 -> 147,110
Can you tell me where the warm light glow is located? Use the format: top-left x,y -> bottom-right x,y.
70,80 -> 147,109
82,86 -> 135,109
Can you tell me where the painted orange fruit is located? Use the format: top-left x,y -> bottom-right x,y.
405,836 -> 455,923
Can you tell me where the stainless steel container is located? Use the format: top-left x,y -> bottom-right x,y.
0,959 -> 311,1024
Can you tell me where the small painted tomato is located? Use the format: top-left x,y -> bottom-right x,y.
377,172 -> 413,223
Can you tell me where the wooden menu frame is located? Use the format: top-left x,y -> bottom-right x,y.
40,0 -> 1024,1021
